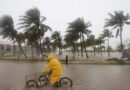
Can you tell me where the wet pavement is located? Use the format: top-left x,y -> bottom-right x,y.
0,61 -> 130,90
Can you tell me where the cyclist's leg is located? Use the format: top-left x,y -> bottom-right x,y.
50,75 -> 60,87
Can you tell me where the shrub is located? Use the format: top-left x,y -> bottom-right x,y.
106,57 -> 120,61
106,57 -> 125,64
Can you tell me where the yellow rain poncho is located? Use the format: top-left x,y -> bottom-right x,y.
43,53 -> 63,85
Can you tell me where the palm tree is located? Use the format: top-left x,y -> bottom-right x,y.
16,32 -> 26,59
105,10 -> 130,51
25,29 -> 41,58
17,32 -> 25,54
67,17 -> 91,58
0,15 -> 27,58
18,7 -> 51,59
101,29 -> 113,56
51,31 -> 62,55
10,30 -> 17,56
86,34 -> 96,55
43,37 -> 51,53
94,37 -> 104,56
64,31 -> 79,56
64,32 -> 80,60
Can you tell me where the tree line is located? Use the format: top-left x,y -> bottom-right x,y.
0,7 -> 130,59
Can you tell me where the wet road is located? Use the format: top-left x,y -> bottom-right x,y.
0,61 -> 130,90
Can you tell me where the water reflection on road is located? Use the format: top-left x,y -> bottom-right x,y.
0,61 -> 130,90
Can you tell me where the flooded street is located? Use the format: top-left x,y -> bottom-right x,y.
0,61 -> 130,90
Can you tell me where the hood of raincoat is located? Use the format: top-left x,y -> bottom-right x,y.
48,53 -> 56,62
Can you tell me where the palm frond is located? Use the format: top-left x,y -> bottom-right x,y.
40,16 -> 46,23
125,21 -> 130,25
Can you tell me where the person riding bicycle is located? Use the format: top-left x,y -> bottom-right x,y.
43,53 -> 63,86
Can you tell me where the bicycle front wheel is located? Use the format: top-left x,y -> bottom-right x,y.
38,75 -> 48,86
59,77 -> 73,87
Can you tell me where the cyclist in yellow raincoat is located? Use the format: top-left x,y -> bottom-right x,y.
43,53 -> 63,85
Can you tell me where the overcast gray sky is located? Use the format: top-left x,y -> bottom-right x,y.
0,0 -> 130,48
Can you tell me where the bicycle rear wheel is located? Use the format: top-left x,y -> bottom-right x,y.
26,80 -> 38,87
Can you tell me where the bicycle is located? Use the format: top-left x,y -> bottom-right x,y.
26,72 -> 73,88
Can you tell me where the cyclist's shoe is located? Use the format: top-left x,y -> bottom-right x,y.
53,82 -> 60,88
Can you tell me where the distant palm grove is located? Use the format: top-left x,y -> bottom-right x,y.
0,7 -> 130,59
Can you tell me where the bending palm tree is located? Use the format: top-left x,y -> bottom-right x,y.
100,29 -> 113,56
43,37 -> 51,53
16,32 -> 26,59
86,34 -> 96,55
64,30 -> 79,55
94,37 -> 104,56
25,31 -> 36,59
67,17 -> 91,58
51,31 -> 62,55
105,11 -> 130,51
18,7 -> 51,59
0,15 -> 27,58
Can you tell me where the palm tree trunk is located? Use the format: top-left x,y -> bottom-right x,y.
93,46 -> 96,55
39,39 -> 44,60
108,37 -> 110,56
98,44 -> 100,53
82,33 -> 89,59
46,45 -> 48,53
120,27 -> 123,52
72,44 -> 75,60
52,45 -> 56,52
16,37 -> 27,58
36,45 -> 40,56
59,47 -> 60,55
73,47 -> 75,55
100,44 -> 102,56
76,42 -> 79,56
19,47 -> 22,55
90,46 -> 92,55
13,41 -> 16,56
61,46 -> 62,55
73,55 -> 75,60
31,45 -> 34,59
17,47 -> 20,60
81,43 -> 83,57
18,42 -> 27,58
80,33 -> 83,57
38,24 -> 44,59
